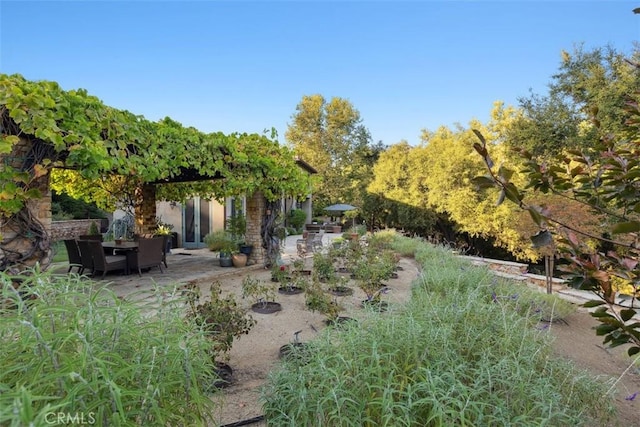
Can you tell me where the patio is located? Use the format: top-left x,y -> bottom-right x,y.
51,234 -> 340,298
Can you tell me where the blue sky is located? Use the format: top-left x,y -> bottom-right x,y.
1,1 -> 638,146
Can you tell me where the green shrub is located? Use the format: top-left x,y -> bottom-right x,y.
87,220 -> 99,235
0,269 -> 216,426
204,229 -> 237,253
262,240 -> 615,426
288,209 -> 307,231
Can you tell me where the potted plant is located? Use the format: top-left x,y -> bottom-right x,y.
154,222 -> 174,256
242,276 -> 281,314
203,230 -> 237,267
183,280 -> 256,388
227,201 -> 253,257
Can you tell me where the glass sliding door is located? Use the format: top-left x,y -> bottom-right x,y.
182,197 -> 212,249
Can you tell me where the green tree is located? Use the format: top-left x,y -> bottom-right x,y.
285,94 -> 373,213
506,45 -> 640,158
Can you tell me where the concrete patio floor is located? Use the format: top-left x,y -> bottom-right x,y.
50,233 -> 341,298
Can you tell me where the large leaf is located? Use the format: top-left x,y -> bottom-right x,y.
612,221 -> 640,234
620,308 -> 637,322
527,206 -> 544,227
471,176 -> 496,189
582,300 -> 606,308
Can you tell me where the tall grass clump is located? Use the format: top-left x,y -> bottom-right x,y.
262,240 -> 615,426
0,268 -> 216,426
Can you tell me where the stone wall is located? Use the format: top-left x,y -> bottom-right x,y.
50,219 -> 108,242
136,184 -> 157,235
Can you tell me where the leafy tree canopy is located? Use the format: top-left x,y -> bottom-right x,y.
285,94 -> 374,214
1,74 -> 312,218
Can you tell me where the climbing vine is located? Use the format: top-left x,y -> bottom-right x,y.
0,74 -> 312,270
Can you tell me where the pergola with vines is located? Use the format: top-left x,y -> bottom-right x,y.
0,74 -> 313,272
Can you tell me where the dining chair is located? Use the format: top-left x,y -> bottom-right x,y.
85,240 -> 128,278
76,240 -> 95,276
63,239 -> 83,274
126,237 -> 165,277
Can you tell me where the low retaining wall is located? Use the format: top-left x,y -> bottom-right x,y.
461,255 -> 566,291
50,219 -> 108,242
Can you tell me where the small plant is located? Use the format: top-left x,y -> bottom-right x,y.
352,249 -> 391,302
184,280 -> 256,362
226,209 -> 247,245
242,276 -> 277,308
304,279 -> 341,321
153,216 -> 174,235
288,209 -> 307,232
312,251 -> 336,282
204,230 -> 237,254
292,257 -> 305,273
271,264 -> 289,282
87,220 -> 99,235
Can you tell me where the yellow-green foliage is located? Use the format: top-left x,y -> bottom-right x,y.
368,113 -> 541,261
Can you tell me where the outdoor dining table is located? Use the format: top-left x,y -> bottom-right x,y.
102,241 -> 139,255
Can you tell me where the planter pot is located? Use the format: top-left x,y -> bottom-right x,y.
389,272 -> 399,279
324,316 -> 357,328
278,286 -> 305,295
212,361 -> 233,389
239,244 -> 253,256
395,266 -> 404,271
294,269 -> 312,276
219,252 -> 233,267
361,299 -> 389,312
251,301 -> 282,314
231,253 -> 248,267
279,342 -> 311,364
328,286 -> 353,296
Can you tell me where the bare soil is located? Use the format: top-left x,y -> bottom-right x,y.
194,257 -> 639,426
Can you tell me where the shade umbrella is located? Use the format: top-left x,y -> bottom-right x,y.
324,203 -> 358,213
324,204 -> 358,226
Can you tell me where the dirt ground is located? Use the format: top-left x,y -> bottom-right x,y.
185,256 -> 639,426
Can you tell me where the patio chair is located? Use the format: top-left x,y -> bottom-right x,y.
63,239 -> 83,274
76,239 -> 95,276
126,236 -> 165,277
84,240 -> 128,279
297,231 -> 324,257
312,230 -> 325,252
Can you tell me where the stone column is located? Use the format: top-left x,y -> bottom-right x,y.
134,183 -> 157,235
245,191 -> 266,265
